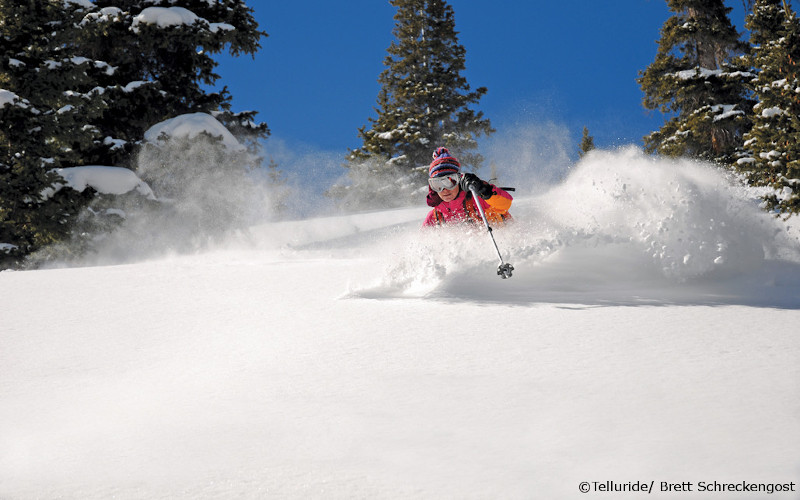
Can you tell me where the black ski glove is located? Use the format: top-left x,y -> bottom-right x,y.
459,173 -> 493,199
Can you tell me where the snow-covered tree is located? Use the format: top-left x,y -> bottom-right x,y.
76,0 -> 269,165
638,0 -> 753,164
1,0 -> 268,267
0,0 -> 100,267
340,0 -> 493,207
739,0 -> 800,214
135,113 -> 261,247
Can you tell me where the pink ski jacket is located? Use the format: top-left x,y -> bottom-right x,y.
422,186 -> 513,227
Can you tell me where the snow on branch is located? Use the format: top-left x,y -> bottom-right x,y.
131,6 -> 236,34
0,89 -> 30,109
44,166 -> 157,200
64,0 -> 93,9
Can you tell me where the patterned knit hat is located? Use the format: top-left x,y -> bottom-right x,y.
429,147 -> 461,178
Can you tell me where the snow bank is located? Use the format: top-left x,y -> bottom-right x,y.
2,181 -> 797,498
1,249 -> 797,499
1,147 -> 798,498
144,112 -> 244,151
51,166 -> 156,200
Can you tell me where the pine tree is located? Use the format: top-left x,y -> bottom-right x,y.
0,0 -> 99,267
77,0 -> 269,166
579,126 -> 596,157
638,0 -> 753,164
342,0 -> 493,207
739,0 -> 800,214
1,0 -> 269,267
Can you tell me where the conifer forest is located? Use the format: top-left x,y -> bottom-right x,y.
2,0 -> 800,269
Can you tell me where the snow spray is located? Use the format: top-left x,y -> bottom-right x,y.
358,146 -> 800,302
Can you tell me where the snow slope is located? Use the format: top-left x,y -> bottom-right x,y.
1,148 -> 799,499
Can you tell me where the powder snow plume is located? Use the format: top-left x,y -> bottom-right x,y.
47,135 -> 291,267
352,147 -> 800,307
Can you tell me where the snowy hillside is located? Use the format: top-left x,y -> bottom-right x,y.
1,148 -> 799,499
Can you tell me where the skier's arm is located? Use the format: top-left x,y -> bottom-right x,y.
460,173 -> 512,212
484,185 -> 512,212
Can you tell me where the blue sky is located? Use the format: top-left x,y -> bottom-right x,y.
213,1 -> 757,163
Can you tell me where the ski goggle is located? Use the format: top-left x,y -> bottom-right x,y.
428,173 -> 460,192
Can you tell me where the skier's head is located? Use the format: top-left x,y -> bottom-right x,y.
429,147 -> 461,178
428,147 -> 461,202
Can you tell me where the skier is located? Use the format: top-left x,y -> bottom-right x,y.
423,147 -> 513,227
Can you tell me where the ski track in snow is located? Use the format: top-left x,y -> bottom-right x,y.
1,148 -> 800,499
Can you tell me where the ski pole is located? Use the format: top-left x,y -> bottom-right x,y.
469,186 -> 514,279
